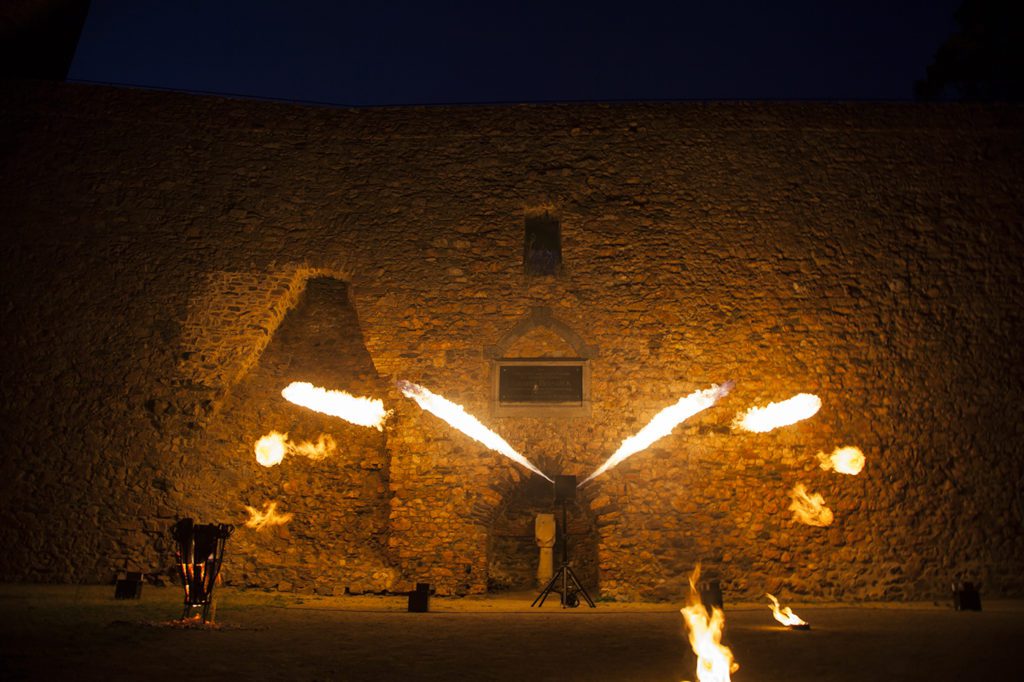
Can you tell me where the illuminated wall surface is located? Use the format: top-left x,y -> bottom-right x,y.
1,81 -> 1022,600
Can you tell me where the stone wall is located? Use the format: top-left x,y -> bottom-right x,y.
1,81 -> 1022,601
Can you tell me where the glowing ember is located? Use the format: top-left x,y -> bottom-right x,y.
733,393 -> 821,432
254,431 -> 288,467
817,445 -> 865,475
788,483 -> 834,526
281,381 -> 389,430
580,383 -> 732,487
680,564 -> 738,682
766,593 -> 809,628
396,379 -> 552,481
253,431 -> 338,467
244,501 -> 294,530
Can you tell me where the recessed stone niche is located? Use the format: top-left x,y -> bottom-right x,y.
488,472 -> 599,592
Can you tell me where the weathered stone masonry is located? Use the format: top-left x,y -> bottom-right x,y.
1,81 -> 1022,600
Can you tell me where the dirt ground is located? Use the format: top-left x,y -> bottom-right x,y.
1,584 -> 1021,681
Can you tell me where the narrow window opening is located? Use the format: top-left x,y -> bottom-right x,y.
524,213 -> 561,275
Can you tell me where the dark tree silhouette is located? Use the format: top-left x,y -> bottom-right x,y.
916,0 -> 1024,101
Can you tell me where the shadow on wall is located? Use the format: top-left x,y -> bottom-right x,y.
193,276 -> 396,594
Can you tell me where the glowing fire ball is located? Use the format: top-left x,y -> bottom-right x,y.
817,445 -> 865,475
254,431 -> 287,467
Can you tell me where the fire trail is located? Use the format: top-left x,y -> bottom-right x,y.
580,382 -> 733,487
397,379 -> 552,481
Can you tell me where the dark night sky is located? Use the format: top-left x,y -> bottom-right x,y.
68,0 -> 962,106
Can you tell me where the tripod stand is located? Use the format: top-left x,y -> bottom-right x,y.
531,495 -> 595,608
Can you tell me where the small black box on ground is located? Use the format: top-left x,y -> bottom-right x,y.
700,580 -> 723,610
114,572 -> 143,599
953,582 -> 982,611
408,582 -> 430,612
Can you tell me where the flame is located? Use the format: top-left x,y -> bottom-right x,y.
580,383 -> 732,486
290,433 -> 337,461
817,445 -> 865,475
253,431 -> 338,467
788,483 -> 834,526
244,501 -> 294,530
281,381 -> 389,430
396,379 -> 552,481
733,393 -> 821,432
255,431 -> 288,467
680,564 -> 738,682
766,593 -> 809,627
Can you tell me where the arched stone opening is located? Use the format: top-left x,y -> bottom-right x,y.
486,471 -> 601,594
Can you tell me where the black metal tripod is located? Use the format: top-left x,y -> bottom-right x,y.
531,496 -> 595,608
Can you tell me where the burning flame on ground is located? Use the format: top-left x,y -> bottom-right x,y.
253,431 -> 337,467
766,593 -> 809,627
680,564 -> 738,682
244,501 -> 294,530
732,393 -> 821,432
788,483 -> 834,527
580,383 -> 732,487
281,381 -> 390,430
396,379 -> 552,481
817,445 -> 865,475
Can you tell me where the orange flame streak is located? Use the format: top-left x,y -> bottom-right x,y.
253,431 -> 337,467
817,445 -> 865,475
244,501 -> 294,530
680,564 -> 738,682
396,380 -> 552,481
732,393 -> 821,432
580,383 -> 732,487
281,381 -> 390,430
766,593 -> 809,627
788,483 -> 834,526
